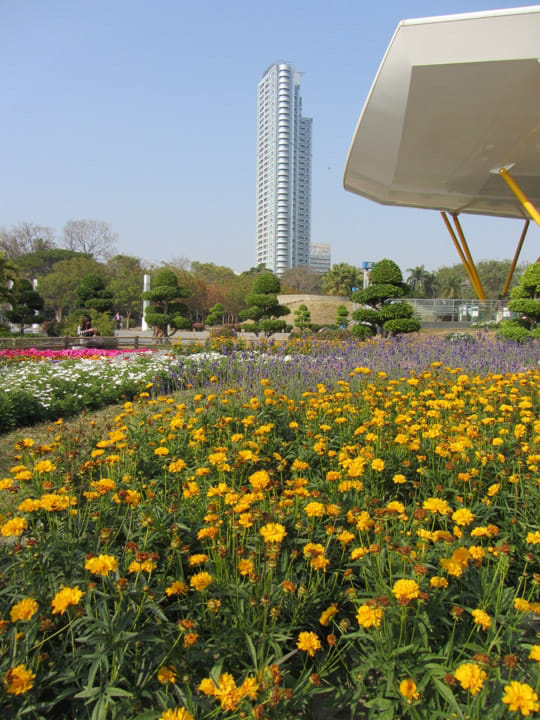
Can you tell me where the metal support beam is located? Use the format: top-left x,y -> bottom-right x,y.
501,219 -> 529,298
498,167 -> 540,229
451,214 -> 486,300
441,212 -> 486,299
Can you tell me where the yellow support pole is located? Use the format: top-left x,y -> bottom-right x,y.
498,167 -> 540,228
451,214 -> 487,300
440,212 -> 483,298
501,219 -> 529,298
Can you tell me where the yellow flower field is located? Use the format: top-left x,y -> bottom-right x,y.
0,353 -> 538,719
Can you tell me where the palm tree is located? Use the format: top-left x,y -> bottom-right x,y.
438,273 -> 463,299
406,265 -> 432,296
321,263 -> 361,296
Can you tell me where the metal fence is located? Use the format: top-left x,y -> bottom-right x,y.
0,335 -> 178,351
404,298 -> 514,324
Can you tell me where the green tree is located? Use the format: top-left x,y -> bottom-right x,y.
143,268 -> 192,337
0,253 -> 20,303
38,257 -> 102,321
434,267 -> 466,298
240,272 -> 290,336
498,262 -> 540,341
106,255 -> 145,330
76,274 -> 114,315
206,302 -> 225,326
351,259 -> 420,338
5,278 -> 45,333
433,260 -> 525,299
294,303 -> 312,330
406,265 -> 436,298
321,263 -> 362,296
14,248 -> 88,281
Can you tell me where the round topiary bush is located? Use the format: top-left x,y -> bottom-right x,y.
369,258 -> 403,285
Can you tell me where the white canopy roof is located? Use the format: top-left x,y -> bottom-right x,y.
343,5 -> 540,219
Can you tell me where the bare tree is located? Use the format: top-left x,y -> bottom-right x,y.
0,222 -> 56,258
62,220 -> 118,261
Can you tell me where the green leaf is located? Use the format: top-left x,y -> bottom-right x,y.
430,676 -> 465,720
74,687 -> 101,700
245,632 -> 259,670
105,686 -> 133,698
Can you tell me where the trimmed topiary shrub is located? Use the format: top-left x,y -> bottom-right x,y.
351,259 -> 420,337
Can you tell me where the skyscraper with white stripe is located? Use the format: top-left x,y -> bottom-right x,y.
256,63 -> 312,276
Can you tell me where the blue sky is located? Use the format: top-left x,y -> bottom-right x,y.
1,0 -> 538,275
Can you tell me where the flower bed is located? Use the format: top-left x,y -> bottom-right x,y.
0,336 -> 538,719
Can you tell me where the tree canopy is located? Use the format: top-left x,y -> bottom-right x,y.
321,263 -> 362,297
143,268 -> 192,337
351,259 -> 420,338
240,272 -> 290,335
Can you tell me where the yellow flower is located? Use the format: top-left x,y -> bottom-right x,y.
51,586 -> 84,615
393,474 -> 407,484
159,709 -> 193,720
356,604 -> 383,628
168,459 -> 187,473
423,498 -> 452,515
84,554 -> 119,576
336,530 -> 355,545
471,608 -> 492,630
529,645 -> 540,662
249,469 -> 270,490
154,447 -> 169,456
514,598 -> 531,613
392,579 -> 420,602
129,559 -> 157,573
526,531 -> 540,544
33,460 -> 56,473
429,576 -> 448,589
303,542 -> 325,558
189,571 -> 213,591
454,662 -> 487,695
319,604 -> 338,626
260,522 -> 287,544
0,517 -> 28,537
4,664 -> 35,695
188,554 -> 209,566
399,678 -> 419,701
18,498 -> 41,512
10,597 -> 38,622
165,581 -> 188,597
304,501 -> 325,518
157,666 -> 177,684
238,559 -> 254,576
502,681 -> 539,716
310,554 -> 330,572
297,631 -> 321,657
39,493 -> 74,511
452,508 -> 475,526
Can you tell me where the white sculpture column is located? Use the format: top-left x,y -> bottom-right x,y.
141,274 -> 150,331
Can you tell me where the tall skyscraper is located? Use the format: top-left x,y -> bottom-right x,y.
256,63 -> 312,276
